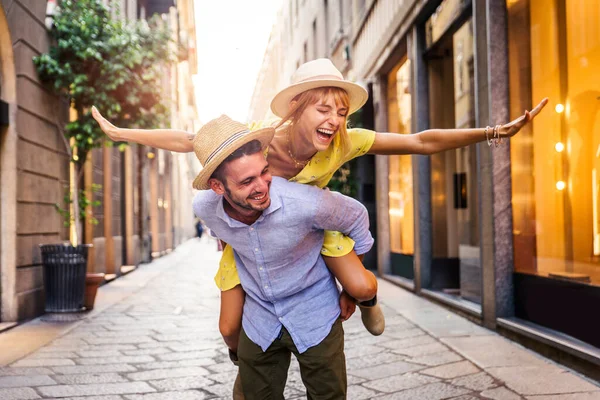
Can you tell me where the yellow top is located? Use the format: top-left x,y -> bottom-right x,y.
215,121 -> 376,291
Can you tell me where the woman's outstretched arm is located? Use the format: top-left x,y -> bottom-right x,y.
368,97 -> 548,155
92,106 -> 195,153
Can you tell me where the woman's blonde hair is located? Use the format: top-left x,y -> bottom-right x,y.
275,87 -> 352,157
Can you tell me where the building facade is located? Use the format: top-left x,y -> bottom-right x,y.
250,0 -> 600,378
0,0 -> 197,325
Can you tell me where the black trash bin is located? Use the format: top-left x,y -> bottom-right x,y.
40,244 -> 90,313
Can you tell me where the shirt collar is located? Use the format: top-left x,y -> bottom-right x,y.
215,186 -> 282,227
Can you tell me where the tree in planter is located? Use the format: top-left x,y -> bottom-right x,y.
33,0 -> 174,311
34,0 -> 173,244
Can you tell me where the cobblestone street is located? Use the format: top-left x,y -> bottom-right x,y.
0,238 -> 598,399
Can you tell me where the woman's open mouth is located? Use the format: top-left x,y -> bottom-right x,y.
316,128 -> 335,143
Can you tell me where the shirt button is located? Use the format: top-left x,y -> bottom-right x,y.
254,248 -> 258,252
278,317 -> 283,321
249,227 -> 254,231
264,285 -> 268,289
259,267 -> 263,271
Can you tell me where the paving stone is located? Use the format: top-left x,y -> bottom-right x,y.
93,330 -> 156,338
127,366 -> 210,381
350,360 -> 423,380
421,360 -> 481,379
202,383 -> 232,398
26,351 -> 79,359
156,349 -> 218,361
133,358 -> 216,370
487,366 -> 600,396
346,350 -> 402,369
11,358 -> 76,367
345,344 -> 387,359
77,355 -> 156,365
147,375 -> 215,391
121,348 -> 172,357
76,350 -> 124,358
392,342 -> 450,357
0,387 -> 41,399
52,372 -> 129,384
38,382 -> 155,397
442,336 -> 549,368
205,361 -> 238,373
0,374 -> 56,388
525,394 -> 600,400
104,323 -> 178,332
451,371 -> 497,391
138,341 -> 186,349
206,370 -> 238,385
124,390 -> 211,400
50,364 -> 138,375
0,367 -> 53,376
481,386 -> 523,400
376,382 -> 471,400
167,342 -> 221,352
449,396 -> 481,400
384,327 -> 426,340
59,396 -> 124,400
405,350 -> 463,366
85,336 -> 156,345
346,384 -> 382,399
362,372 -> 439,393
379,335 -> 438,350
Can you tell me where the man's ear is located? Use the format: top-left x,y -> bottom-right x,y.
208,178 -> 226,195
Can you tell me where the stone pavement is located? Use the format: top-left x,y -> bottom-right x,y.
0,238 -> 599,400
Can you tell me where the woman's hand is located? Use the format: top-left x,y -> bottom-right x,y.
501,97 -> 549,138
339,290 -> 357,321
91,106 -> 121,141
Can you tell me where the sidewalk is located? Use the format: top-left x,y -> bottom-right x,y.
0,238 -> 598,399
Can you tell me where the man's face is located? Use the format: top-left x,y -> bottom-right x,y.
219,152 -> 272,216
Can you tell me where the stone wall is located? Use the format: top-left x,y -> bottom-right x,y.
3,0 -> 70,320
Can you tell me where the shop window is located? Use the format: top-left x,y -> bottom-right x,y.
508,0 -> 600,286
387,59 -> 414,257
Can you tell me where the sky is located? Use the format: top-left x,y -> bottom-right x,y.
193,0 -> 283,124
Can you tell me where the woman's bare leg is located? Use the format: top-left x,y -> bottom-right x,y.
323,250 -> 377,301
219,285 -> 245,352
323,250 -> 385,335
220,285 -> 245,399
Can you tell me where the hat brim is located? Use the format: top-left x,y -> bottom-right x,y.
192,127 -> 275,190
270,79 -> 368,118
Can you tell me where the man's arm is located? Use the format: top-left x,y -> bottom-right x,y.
312,189 -> 374,255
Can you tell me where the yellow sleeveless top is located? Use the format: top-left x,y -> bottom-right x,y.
215,121 -> 376,291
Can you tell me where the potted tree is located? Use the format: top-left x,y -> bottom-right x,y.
34,0 -> 173,311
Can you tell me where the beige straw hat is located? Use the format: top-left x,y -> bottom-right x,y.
270,58 -> 368,118
192,115 -> 275,190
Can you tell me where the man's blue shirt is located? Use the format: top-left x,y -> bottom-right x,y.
193,177 -> 374,353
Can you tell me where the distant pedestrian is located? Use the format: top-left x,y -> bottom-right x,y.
195,218 -> 204,238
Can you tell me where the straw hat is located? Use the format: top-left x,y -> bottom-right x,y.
192,115 -> 275,190
270,58 -> 368,118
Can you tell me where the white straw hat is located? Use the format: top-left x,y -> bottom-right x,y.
270,58 -> 368,118
192,115 -> 275,190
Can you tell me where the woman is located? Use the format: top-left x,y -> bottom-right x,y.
92,58 -> 548,346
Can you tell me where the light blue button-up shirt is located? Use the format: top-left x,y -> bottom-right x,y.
193,177 -> 374,353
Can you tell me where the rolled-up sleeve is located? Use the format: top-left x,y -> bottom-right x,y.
312,190 -> 374,255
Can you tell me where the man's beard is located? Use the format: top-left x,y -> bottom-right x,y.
224,184 -> 269,212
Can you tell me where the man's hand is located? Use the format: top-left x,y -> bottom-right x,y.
339,290 -> 356,321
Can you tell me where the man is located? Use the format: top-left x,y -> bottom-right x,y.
192,115 -> 374,399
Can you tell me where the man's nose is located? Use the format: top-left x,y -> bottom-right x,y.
256,174 -> 271,192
